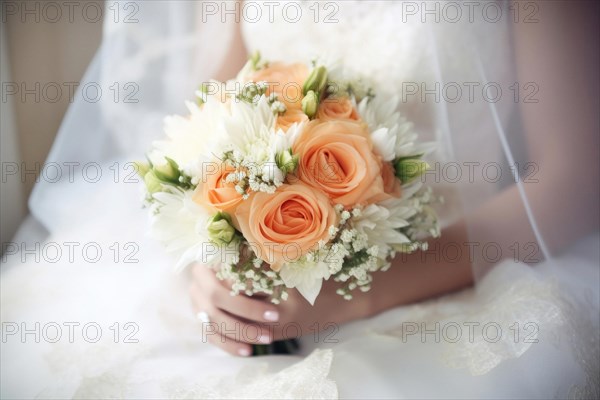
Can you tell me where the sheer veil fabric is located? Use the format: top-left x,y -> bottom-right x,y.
3,1 -> 598,398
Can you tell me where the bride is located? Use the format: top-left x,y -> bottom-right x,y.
2,1 -> 598,398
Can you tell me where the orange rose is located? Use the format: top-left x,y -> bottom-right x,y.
192,163 -> 243,214
251,62 -> 308,110
292,120 -> 389,207
317,96 -> 359,121
380,159 -> 402,197
276,108 -> 309,132
235,183 -> 337,271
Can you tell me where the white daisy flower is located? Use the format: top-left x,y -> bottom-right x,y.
150,189 -> 237,272
358,94 -> 436,160
150,98 -> 227,178
279,257 -> 332,305
222,95 -> 275,165
351,198 -> 416,259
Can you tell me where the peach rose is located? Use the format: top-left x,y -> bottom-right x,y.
276,108 -> 309,132
251,62 -> 308,110
380,159 -> 402,197
292,120 -> 389,207
192,163 -> 243,214
317,96 -> 359,121
235,183 -> 337,271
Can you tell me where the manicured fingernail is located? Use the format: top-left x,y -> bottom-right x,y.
259,334 -> 271,344
263,310 -> 279,321
238,347 -> 251,357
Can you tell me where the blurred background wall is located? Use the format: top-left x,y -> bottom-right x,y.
1,0 -> 103,245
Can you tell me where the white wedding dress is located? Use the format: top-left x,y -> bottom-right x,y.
2,2 -> 599,399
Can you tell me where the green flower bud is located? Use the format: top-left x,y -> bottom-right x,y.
250,51 -> 262,70
394,158 -> 430,184
302,66 -> 328,95
134,161 -> 151,178
197,83 -> 211,105
394,242 -> 420,253
153,157 -> 180,183
144,170 -> 163,194
207,212 -> 237,246
302,90 -> 319,119
198,82 -> 211,95
276,149 -> 299,174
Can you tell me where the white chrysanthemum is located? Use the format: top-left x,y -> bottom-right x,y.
279,257 -> 332,305
351,198 -> 417,259
358,94 -> 436,160
222,95 -> 303,189
358,94 -> 400,161
150,189 -> 237,272
272,121 -> 304,153
223,95 -> 276,165
324,58 -> 371,100
400,179 -> 424,198
149,98 -> 227,178
198,78 -> 239,103
394,129 -> 437,159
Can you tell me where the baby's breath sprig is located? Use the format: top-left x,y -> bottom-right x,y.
177,171 -> 196,190
326,79 -> 373,103
220,148 -> 284,196
321,204 -> 383,299
235,81 -> 287,116
216,242 -> 288,304
236,81 -> 269,105
400,186 -> 442,242
248,51 -> 268,71
267,93 -> 287,115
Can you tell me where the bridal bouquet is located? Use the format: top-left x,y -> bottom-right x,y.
137,53 -> 439,306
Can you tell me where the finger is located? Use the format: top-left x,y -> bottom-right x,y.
189,286 -> 273,345
206,332 -> 252,357
189,272 -> 233,308
192,267 -> 280,323
189,280 -> 218,319
191,263 -> 220,285
188,280 -> 212,308
192,263 -> 236,292
210,308 -> 273,345
213,289 -> 280,323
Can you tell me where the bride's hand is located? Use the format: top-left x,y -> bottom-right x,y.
190,262 -> 374,354
189,262 -> 281,356
268,279 -> 372,342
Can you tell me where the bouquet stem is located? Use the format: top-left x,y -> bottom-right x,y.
252,338 -> 300,356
